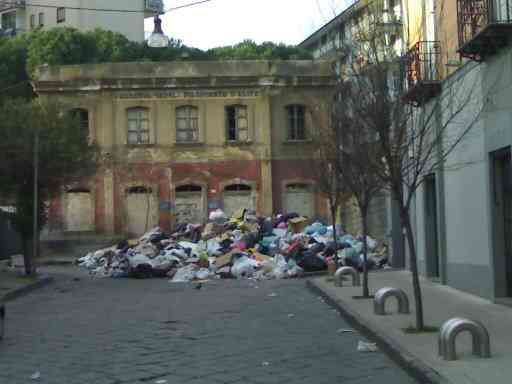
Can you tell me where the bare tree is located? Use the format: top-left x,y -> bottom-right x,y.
333,81 -> 384,298
335,0 -> 489,329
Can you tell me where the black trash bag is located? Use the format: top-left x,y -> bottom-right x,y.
129,263 -> 154,279
298,254 -> 327,272
117,239 -> 129,251
308,243 -> 326,255
241,233 -> 258,249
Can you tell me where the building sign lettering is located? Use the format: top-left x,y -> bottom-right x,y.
117,90 -> 261,99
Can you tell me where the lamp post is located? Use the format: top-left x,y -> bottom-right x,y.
148,15 -> 169,48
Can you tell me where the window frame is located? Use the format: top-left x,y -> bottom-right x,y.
286,104 -> 307,142
126,107 -> 150,145
70,108 -> 90,144
57,7 -> 66,23
38,12 -> 44,27
225,104 -> 249,142
175,105 -> 199,143
30,14 -> 35,29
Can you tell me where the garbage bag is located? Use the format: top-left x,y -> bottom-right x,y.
171,265 -> 198,283
231,256 -> 258,278
298,254 -> 327,272
130,263 -> 153,279
195,268 -> 210,280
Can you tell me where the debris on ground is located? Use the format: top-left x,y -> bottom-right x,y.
77,209 -> 390,281
357,341 -> 378,352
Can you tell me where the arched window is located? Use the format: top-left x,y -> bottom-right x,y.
127,107 -> 149,145
286,104 -> 306,141
176,106 -> 199,143
70,108 -> 89,142
225,105 -> 248,142
225,184 -> 251,192
126,186 -> 152,194
176,184 -> 202,193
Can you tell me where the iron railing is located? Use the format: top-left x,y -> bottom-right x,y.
404,41 -> 440,90
457,0 -> 512,49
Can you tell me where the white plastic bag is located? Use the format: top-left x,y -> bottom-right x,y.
171,265 -> 198,283
231,256 -> 258,278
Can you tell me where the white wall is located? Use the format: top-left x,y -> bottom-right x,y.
24,0 -> 147,42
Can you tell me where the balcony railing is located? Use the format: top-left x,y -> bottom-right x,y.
457,0 -> 512,61
144,0 -> 164,16
402,41 -> 441,106
0,0 -> 25,12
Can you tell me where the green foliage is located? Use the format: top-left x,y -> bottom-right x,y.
0,99 -> 99,236
206,39 -> 312,60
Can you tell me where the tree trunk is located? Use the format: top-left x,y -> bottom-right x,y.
361,207 -> 370,297
22,236 -> 34,276
330,201 -> 338,265
401,207 -> 425,331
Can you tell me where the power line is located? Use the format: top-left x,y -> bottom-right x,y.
1,0 -> 217,14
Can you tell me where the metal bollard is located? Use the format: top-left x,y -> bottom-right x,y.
373,287 -> 410,315
0,304 -> 4,341
334,267 -> 360,287
439,318 -> 491,361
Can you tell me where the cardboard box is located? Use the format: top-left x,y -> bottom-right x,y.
288,217 -> 309,233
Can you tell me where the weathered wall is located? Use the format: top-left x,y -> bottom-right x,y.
35,61 -> 334,236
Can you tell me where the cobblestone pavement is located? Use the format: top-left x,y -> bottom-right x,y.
0,269 -> 417,384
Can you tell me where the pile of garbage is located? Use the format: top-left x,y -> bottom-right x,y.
78,208 -> 389,282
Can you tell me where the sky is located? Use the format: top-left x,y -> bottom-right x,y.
144,0 -> 353,50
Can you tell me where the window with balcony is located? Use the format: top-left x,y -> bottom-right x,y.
176,106 -> 199,143
226,105 -> 249,142
457,0 -> 512,61
402,41 -> 441,106
286,105 -> 306,141
57,7 -> 65,23
127,107 -> 150,145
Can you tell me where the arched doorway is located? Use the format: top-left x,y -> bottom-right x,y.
125,186 -> 158,236
222,184 -> 255,218
283,183 -> 314,218
175,184 -> 204,224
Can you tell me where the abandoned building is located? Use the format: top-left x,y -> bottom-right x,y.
33,60 -> 335,236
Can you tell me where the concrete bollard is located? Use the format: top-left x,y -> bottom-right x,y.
439,318 -> 491,361
0,304 -> 4,341
334,267 -> 360,287
373,287 -> 410,315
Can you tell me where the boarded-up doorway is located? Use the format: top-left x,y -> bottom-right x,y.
125,186 -> 158,236
223,184 -> 255,218
175,185 -> 204,224
65,189 -> 94,232
283,183 -> 314,218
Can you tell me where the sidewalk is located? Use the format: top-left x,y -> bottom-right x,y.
309,270 -> 512,384
0,262 -> 53,302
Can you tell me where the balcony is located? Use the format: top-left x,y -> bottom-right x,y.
144,0 -> 164,16
457,0 -> 512,61
0,0 -> 25,12
402,41 -> 441,106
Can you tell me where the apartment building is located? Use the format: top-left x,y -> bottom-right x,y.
401,0 -> 512,302
299,0 -> 406,267
0,0 -> 163,41
32,60 -> 335,236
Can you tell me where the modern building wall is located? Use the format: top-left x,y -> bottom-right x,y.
34,61 -> 335,236
0,0 -> 161,41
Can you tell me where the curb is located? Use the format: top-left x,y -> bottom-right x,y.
37,259 -> 75,266
306,279 -> 451,384
1,276 -> 54,303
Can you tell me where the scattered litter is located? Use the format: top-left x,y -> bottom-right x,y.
262,361 -> 270,367
30,372 -> 41,380
337,329 -> 355,333
77,210 -> 389,282
268,293 -> 278,297
357,341 -> 378,352
287,313 -> 295,318
155,380 -> 167,384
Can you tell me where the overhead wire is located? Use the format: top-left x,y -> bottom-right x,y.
0,0 -> 217,14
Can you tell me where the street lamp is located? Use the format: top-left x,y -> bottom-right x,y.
148,15 -> 169,48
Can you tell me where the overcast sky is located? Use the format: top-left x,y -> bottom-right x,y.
144,0 -> 352,50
